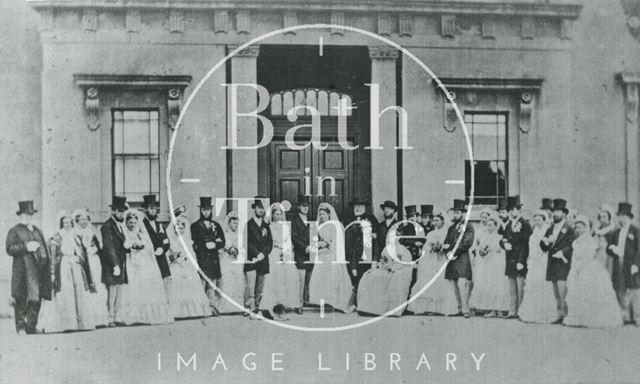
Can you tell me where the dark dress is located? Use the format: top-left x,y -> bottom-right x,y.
190,219 -> 225,280
501,217 -> 532,278
143,217 -> 171,279
345,213 -> 379,288
100,217 -> 128,285
540,222 -> 575,282
289,211 -> 312,271
245,218 -> 273,275
443,221 -> 475,280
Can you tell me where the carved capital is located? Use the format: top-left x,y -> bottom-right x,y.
443,91 -> 458,133
441,15 -> 456,38
228,45 -> 260,57
482,16 -> 496,39
560,19 -> 572,40
283,11 -> 297,34
168,88 -> 182,130
368,46 -> 399,60
84,87 -> 100,131
521,16 -> 536,39
518,92 -> 534,133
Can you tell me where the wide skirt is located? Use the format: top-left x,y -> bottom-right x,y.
38,256 -> 95,332
115,251 -> 174,325
87,253 -> 109,326
260,249 -> 301,311
308,249 -> 353,312
215,253 -> 246,314
563,260 -> 623,328
168,258 -> 211,319
469,254 -> 510,311
408,255 -> 458,315
358,265 -> 413,317
519,256 -> 556,323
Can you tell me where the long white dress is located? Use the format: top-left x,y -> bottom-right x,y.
564,234 -> 623,328
408,226 -> 458,315
469,230 -> 510,311
260,222 -> 301,311
115,222 -> 174,325
308,215 -> 353,312
76,226 -> 109,327
519,225 -> 557,323
215,227 -> 247,314
166,222 -> 211,319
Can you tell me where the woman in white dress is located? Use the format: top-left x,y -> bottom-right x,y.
357,232 -> 414,317
518,210 -> 557,323
563,214 -> 623,328
215,212 -> 246,314
308,202 -> 354,313
469,211 -> 510,317
166,211 -> 211,319
408,211 -> 458,315
73,208 -> 109,327
260,203 -> 301,320
115,210 -> 174,325
39,212 -> 96,332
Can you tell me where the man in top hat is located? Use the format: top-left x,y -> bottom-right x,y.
190,197 -> 226,316
6,200 -> 51,334
244,196 -> 273,316
141,194 -> 171,293
100,195 -> 130,326
541,198 -> 553,216
345,198 -> 379,291
442,199 -> 475,318
419,205 -> 435,235
376,200 -> 399,262
540,198 -> 575,323
500,195 -> 532,318
607,202 -> 640,325
289,194 -> 312,312
497,198 -> 509,235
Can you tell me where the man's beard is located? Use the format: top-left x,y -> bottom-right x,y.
553,215 -> 563,223
384,212 -> 394,219
114,216 -> 124,223
255,211 -> 265,218
146,211 -> 158,220
200,213 -> 211,220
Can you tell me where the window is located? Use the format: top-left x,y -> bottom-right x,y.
112,110 -> 160,205
464,113 -> 508,206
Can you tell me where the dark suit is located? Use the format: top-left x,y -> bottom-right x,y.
501,217 -> 532,278
289,211 -> 312,306
143,217 -> 171,279
377,218 -> 398,258
607,224 -> 640,290
540,221 -> 575,282
345,213 -> 379,288
443,221 -> 475,281
6,223 -> 51,332
244,217 -> 272,310
190,219 -> 225,280
100,217 -> 128,286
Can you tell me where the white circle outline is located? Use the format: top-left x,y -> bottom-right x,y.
166,23 -> 474,332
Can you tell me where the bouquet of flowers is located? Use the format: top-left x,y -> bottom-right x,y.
430,241 -> 442,253
478,244 -> 490,257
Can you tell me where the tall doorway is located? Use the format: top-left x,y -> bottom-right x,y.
257,45 -> 371,220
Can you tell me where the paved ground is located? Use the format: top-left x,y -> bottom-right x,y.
1,311 -> 639,384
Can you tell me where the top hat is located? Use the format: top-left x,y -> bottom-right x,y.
350,197 -> 370,206
110,196 -> 128,211
451,199 -> 466,212
506,195 -> 523,210
173,205 -> 186,217
296,194 -> 310,206
251,196 -> 267,209
141,194 -> 159,208
379,200 -> 397,211
16,200 -> 37,216
404,205 -> 418,217
540,198 -> 553,211
552,198 -> 569,213
198,197 -> 212,208
420,204 -> 434,217
617,202 -> 634,218
497,198 -> 508,211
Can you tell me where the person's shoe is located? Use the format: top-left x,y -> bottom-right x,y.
242,311 -> 250,317
449,312 -> 464,317
484,311 -> 496,318
210,307 -> 220,317
505,313 -> 519,319
107,322 -> 116,328
463,312 -> 471,319
551,317 -> 564,324
17,329 -> 27,336
294,308 -> 303,315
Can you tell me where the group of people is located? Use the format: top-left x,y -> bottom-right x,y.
6,192 -> 640,335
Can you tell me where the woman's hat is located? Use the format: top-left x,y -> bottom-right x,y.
110,196 -> 128,211
451,199 -> 466,212
404,205 -> 418,217
142,194 -> 159,208
532,209 -> 549,221
380,200 -> 397,211
16,200 -> 37,216
506,195 -> 523,210
420,204 -> 434,217
617,202 -> 634,218
198,197 -> 212,208
173,205 -> 186,217
552,198 -> 569,214
540,198 -> 553,211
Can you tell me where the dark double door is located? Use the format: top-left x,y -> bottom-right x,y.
270,140 -> 354,221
